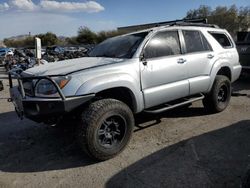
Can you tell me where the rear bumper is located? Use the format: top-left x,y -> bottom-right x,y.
232,65 -> 242,82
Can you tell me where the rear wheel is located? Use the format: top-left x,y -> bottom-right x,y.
203,75 -> 231,113
77,99 -> 134,161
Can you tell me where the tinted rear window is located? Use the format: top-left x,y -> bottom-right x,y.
183,30 -> 212,53
209,32 -> 233,48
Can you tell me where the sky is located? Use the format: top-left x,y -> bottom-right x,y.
0,0 -> 249,40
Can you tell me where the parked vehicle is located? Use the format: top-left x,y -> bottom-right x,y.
0,48 -> 13,57
9,20 -> 241,161
236,32 -> 250,75
2,49 -> 36,73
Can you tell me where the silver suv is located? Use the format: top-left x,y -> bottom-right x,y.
9,21 -> 241,160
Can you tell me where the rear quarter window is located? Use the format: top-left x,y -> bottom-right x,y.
209,32 -> 233,48
182,30 -> 212,53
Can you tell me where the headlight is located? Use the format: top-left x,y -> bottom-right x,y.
35,76 -> 71,97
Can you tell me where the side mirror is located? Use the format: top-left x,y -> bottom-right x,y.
140,53 -> 145,61
140,53 -> 147,66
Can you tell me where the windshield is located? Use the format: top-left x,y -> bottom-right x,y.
88,32 -> 148,59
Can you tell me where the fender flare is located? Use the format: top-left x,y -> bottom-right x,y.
207,60 -> 233,92
75,73 -> 144,113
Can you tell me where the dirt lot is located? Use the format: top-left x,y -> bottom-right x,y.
0,66 -> 250,188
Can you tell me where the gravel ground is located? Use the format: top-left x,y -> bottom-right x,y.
0,66 -> 250,188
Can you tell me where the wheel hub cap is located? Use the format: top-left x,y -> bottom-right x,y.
98,115 -> 126,148
218,85 -> 228,103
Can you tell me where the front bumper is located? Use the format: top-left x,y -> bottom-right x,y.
9,74 -> 95,123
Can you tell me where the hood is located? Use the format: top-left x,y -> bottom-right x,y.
24,57 -> 124,76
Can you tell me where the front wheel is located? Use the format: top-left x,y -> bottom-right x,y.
77,99 -> 134,161
203,75 -> 231,113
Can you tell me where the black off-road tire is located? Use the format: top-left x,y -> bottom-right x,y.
77,99 -> 134,161
203,75 -> 231,113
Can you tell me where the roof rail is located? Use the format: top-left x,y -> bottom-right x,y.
170,22 -> 219,28
117,18 -> 219,32
170,18 -> 219,28
161,18 -> 208,25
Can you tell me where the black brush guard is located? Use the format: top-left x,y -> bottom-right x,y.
8,73 -> 94,123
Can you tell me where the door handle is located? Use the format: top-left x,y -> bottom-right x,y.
177,58 -> 186,64
207,54 -> 214,59
142,60 -> 147,66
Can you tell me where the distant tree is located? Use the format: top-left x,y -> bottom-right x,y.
238,6 -> 250,31
76,26 -> 97,44
186,5 -> 211,19
3,36 -> 34,48
185,5 -> 250,37
3,27 -> 126,48
65,36 -> 78,45
96,30 -> 125,43
36,32 -> 58,46
3,38 -> 14,47
4,32 -> 59,48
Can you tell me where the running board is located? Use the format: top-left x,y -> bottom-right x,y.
144,94 -> 204,114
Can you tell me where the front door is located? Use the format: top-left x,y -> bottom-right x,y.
141,30 -> 189,108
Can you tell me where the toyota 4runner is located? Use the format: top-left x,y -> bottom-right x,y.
9,20 -> 241,160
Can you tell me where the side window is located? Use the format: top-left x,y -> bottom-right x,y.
183,30 -> 211,53
144,31 -> 181,59
201,33 -> 213,51
209,32 -> 233,48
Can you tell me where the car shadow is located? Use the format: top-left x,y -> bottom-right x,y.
0,78 -> 249,174
232,76 -> 250,94
134,107 -> 210,132
106,120 -> 250,188
0,111 -> 95,173
0,106 -> 213,173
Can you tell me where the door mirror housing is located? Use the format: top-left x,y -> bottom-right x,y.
140,53 -> 145,61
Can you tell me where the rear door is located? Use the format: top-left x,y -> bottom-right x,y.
181,30 -> 215,95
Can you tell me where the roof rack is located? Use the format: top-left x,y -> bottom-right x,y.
117,18 -> 219,33
170,19 -> 219,28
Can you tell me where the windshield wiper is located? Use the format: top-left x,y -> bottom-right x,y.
95,54 -> 112,58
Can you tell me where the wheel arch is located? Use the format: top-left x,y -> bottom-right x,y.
95,87 -> 138,113
217,66 -> 232,81
208,61 -> 233,92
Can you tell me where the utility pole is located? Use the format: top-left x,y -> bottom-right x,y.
35,37 -> 42,65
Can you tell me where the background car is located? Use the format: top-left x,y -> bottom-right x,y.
236,32 -> 250,75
